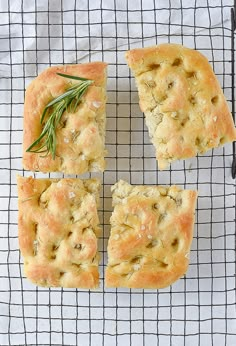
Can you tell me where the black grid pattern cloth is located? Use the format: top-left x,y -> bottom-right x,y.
0,0 -> 235,345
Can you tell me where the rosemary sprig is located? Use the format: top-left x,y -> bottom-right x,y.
26,73 -> 93,159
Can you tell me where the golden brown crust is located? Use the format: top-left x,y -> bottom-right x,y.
17,175 -> 101,288
23,62 -> 107,174
105,180 -> 197,289
126,44 -> 236,169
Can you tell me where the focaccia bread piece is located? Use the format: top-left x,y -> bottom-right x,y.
105,180 -> 197,289
126,44 -> 236,169
17,176 -> 101,288
23,62 -> 107,174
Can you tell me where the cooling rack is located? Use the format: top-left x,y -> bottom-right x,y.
0,0 -> 235,345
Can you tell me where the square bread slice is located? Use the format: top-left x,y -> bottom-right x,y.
105,180 -> 197,289
126,44 -> 236,169
23,62 -> 107,174
17,176 -> 101,288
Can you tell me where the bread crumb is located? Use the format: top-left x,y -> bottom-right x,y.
133,264 -> 141,271
69,192 -> 76,199
57,181 -> 63,187
213,116 -> 217,122
64,138 -> 69,143
147,234 -> 152,239
140,225 -> 146,231
146,75 -> 153,81
113,234 -> 120,240
92,101 -> 102,108
185,252 -> 190,259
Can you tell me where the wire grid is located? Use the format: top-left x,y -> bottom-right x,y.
0,0 -> 235,345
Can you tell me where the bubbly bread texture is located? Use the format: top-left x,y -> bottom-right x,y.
23,62 -> 107,174
126,44 -> 236,169
17,176 -> 101,288
105,180 -> 197,289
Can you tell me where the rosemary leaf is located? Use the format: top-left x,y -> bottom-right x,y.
26,73 -> 93,159
56,72 -> 90,81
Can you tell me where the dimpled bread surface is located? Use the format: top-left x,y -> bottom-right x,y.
126,43 -> 236,169
23,62 -> 107,174
17,176 -> 101,288
106,180 -> 197,289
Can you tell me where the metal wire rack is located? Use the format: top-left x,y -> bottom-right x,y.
0,0 -> 235,345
